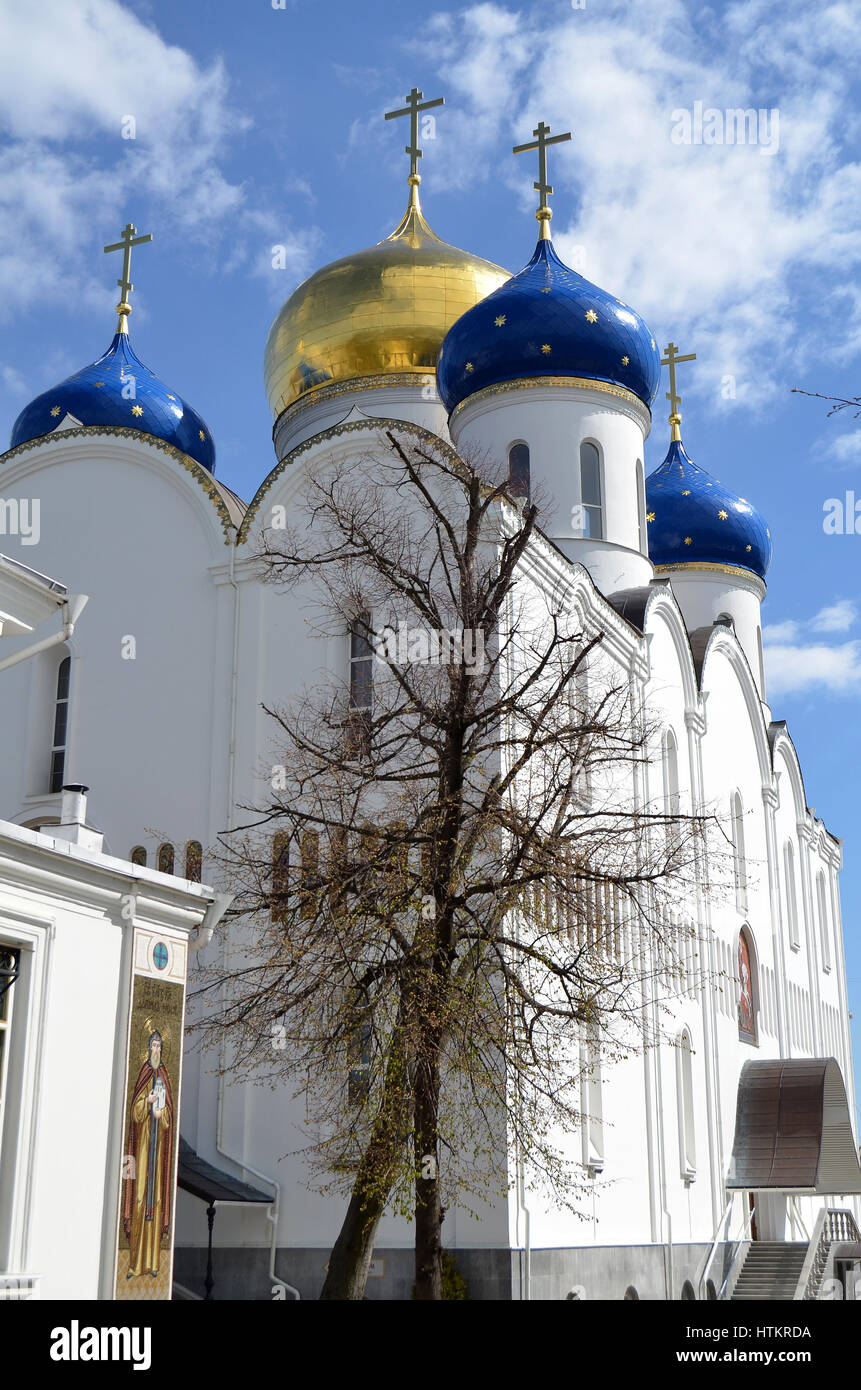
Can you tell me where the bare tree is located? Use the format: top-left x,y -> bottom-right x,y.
194,431 -> 711,1300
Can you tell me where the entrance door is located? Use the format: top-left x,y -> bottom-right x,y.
748,1191 -> 759,1241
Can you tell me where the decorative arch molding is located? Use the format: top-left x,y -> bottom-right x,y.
0,427 -> 242,546
767,722 -> 810,825
737,925 -> 760,1044
238,415 -> 462,546
691,624 -> 773,786
606,583 -> 701,713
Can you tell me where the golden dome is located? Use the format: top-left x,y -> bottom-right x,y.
263,183 -> 510,418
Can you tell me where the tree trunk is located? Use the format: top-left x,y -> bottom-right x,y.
320,998 -> 411,1300
412,1042 -> 443,1299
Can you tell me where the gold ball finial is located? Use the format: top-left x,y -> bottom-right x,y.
536,205 -> 552,241
408,173 -> 421,187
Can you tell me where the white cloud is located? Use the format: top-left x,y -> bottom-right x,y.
763,640 -> 861,694
763,598 -> 860,693
0,0 -> 263,319
418,0 -> 861,414
815,429 -> 861,469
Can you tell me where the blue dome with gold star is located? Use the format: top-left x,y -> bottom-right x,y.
436,234 -> 661,414
10,332 -> 215,473
646,438 -> 771,579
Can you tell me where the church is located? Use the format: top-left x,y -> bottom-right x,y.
0,91 -> 858,1301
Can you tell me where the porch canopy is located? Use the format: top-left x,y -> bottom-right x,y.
727,1058 -> 861,1194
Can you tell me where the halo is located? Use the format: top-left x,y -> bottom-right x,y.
139,1016 -> 172,1065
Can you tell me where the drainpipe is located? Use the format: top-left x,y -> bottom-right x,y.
189,891 -> 232,954
0,594 -> 88,673
515,1142 -> 531,1300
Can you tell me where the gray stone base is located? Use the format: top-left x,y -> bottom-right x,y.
173,1242 -> 712,1301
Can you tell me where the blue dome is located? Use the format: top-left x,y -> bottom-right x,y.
437,235 -> 661,413
646,438 -> 771,579
10,332 -> 215,473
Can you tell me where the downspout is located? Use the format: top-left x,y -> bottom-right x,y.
515,1139 -> 531,1301
0,594 -> 88,673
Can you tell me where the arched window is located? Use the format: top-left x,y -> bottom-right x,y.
738,927 -> 758,1043
49,655 -> 71,792
783,841 -> 800,950
756,625 -> 766,698
636,460 -> 647,554
706,1279 -> 718,1301
271,832 -> 290,923
677,1028 -> 696,1180
623,1285 -> 640,1301
508,442 -> 530,499
185,840 -> 202,883
130,846 -> 147,867
348,610 -> 373,755
731,792 -> 747,912
817,870 -> 831,972
579,441 -> 603,539
680,1280 -> 696,1301
663,729 -> 680,814
300,829 -> 319,920
157,842 -> 175,875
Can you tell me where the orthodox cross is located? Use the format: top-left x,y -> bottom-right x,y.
385,87 -> 445,184
661,341 -> 697,441
103,222 -> 153,334
513,120 -> 572,234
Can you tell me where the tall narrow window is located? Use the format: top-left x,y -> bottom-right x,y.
636,459 -> 647,554
348,611 -> 373,755
579,441 -> 603,539
271,832 -> 290,923
677,1029 -> 696,1180
348,1019 -> 372,1105
756,625 -> 766,698
731,792 -> 747,912
817,870 -> 831,972
508,442 -> 530,499
663,729 -> 680,814
185,840 -> 202,883
783,841 -> 800,949
581,1043 -> 604,1175
49,656 -> 70,792
0,948 -> 20,1174
738,928 -> 757,1043
157,842 -> 175,875
300,830 -> 319,920
130,846 -> 147,867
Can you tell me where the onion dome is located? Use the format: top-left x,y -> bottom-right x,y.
436,234 -> 661,414
646,436 -> 771,579
10,332 -> 216,472
263,181 -> 510,419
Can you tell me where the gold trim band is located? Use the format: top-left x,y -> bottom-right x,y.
655,560 -> 766,585
448,374 -> 649,422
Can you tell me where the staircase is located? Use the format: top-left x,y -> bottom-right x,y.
731,1242 -> 808,1301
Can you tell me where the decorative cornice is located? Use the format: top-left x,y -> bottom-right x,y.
239,415 -> 463,545
0,426 -> 236,545
272,370 -> 433,437
448,374 -> 648,425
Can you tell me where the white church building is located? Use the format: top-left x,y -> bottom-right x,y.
0,102 -> 859,1301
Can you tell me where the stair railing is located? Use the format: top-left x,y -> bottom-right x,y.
718,1200 -> 757,1301
697,1197 -> 734,1300
794,1207 -> 861,1300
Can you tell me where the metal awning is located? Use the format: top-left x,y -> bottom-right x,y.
727,1058 -> 861,1194
177,1138 -> 271,1206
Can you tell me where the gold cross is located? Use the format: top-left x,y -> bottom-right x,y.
513,120 -> 572,236
103,222 -> 153,334
385,87 -> 445,184
661,341 -> 696,441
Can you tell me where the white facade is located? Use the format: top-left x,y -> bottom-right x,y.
0,303 -> 856,1301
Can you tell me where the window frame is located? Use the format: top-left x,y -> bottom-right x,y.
49,655 -> 71,794
578,439 -> 604,540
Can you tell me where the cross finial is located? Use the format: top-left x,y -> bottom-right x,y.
661,341 -> 697,442
103,222 -> 153,334
512,120 -> 572,239
385,87 -> 445,200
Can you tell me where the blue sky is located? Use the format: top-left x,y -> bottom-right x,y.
2,0 -> 861,1070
